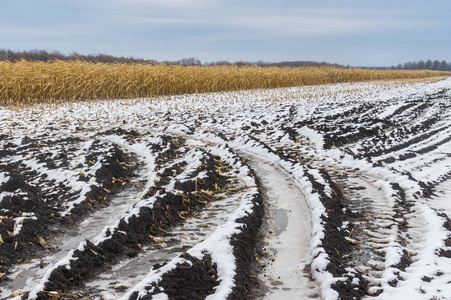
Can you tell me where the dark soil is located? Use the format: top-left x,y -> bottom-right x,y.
128,168 -> 265,300
0,135 -> 136,285
3,88 -> 450,299
0,161 -> 57,279
229,134 -> 371,298
34,140 -> 235,298
436,212 -> 451,258
228,189 -> 265,299
129,253 -> 219,300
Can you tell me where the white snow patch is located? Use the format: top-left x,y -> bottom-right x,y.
297,126 -> 325,149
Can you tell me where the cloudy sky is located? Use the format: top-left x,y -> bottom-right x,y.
1,0 -> 450,66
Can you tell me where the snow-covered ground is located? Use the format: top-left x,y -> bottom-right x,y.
0,77 -> 450,299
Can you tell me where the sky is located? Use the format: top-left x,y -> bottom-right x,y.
1,0 -> 450,67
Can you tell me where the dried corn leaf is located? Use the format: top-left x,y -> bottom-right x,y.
38,236 -> 48,247
153,237 -> 165,243
11,291 -> 27,297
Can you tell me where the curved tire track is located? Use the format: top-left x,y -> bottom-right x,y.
242,152 -> 319,299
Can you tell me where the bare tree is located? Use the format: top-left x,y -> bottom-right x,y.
177,57 -> 201,66
440,60 -> 449,71
417,60 -> 425,69
432,60 -> 441,70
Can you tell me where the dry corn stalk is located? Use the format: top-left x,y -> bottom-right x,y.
38,236 -> 48,247
153,237 -> 165,243
0,60 -> 449,106
11,291 -> 27,297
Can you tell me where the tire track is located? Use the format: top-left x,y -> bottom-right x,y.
2,171 -> 147,298
7,137 -> 260,299
333,172 -> 424,296
73,188 -> 248,299
282,143 -> 428,297
242,152 -> 319,299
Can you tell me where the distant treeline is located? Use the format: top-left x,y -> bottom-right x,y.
1,49 -> 450,71
391,59 -> 451,71
204,59 -> 342,68
0,49 -> 157,64
0,49 -> 341,68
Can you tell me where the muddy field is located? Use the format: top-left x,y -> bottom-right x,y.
1,78 -> 451,299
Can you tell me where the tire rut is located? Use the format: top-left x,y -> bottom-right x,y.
2,174 -> 147,297
71,188 -> 248,299
242,152 -> 319,300
302,154 -> 426,297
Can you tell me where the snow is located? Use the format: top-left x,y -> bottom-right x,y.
12,213 -> 37,236
119,256 -> 188,300
220,135 -> 336,295
166,123 -> 192,135
1,77 -> 451,299
22,156 -> 105,216
244,154 -> 317,299
152,293 -> 169,300
379,207 -> 451,300
27,247 -> 78,299
121,145 -> 260,300
297,126 -> 325,149
92,139 -> 160,243
0,172 -> 9,185
196,190 -> 258,300
121,189 -> 260,300
164,149 -> 208,191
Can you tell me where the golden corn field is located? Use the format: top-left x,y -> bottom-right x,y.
0,60 -> 450,106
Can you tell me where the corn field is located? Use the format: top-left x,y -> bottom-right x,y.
0,60 -> 449,105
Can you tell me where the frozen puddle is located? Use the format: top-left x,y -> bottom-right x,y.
244,154 -> 319,299
1,176 -> 146,298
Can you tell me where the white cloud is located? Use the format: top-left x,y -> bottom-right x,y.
0,27 -> 65,39
229,16 -> 374,37
113,0 -> 214,9
126,17 -> 210,25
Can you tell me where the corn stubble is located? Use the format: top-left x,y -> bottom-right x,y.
0,60 -> 449,106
